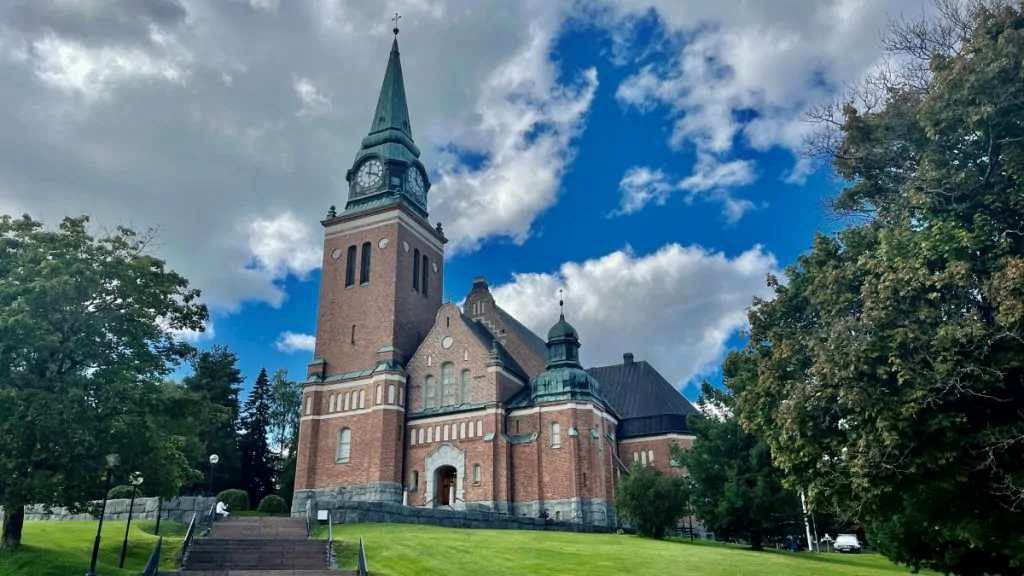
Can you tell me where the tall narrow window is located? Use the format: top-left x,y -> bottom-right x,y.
424,376 -> 436,409
551,422 -> 561,448
421,255 -> 429,296
358,390 -> 365,409
305,396 -> 311,415
410,429 -> 417,445
460,422 -> 466,439
641,451 -> 648,465
647,450 -> 654,465
443,425 -> 449,441
633,452 -> 639,463
411,470 -> 419,490
477,420 -> 483,436
329,394 -> 336,413
427,427 -> 433,443
413,249 -> 420,291
351,325 -> 356,344
336,428 -> 351,463
583,473 -> 587,487
473,464 -> 481,484
387,384 -> 395,404
441,362 -> 455,406
345,245 -> 357,287
398,386 -> 404,406
460,370 -> 471,404
343,392 -> 350,411
375,385 -> 382,404
360,242 -> 371,284
418,428 -> 425,444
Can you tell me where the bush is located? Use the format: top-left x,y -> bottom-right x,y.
215,489 -> 250,512
257,494 -> 288,514
108,485 -> 143,500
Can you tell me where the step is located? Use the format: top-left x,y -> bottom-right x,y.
191,540 -> 326,549
180,571 -> 352,576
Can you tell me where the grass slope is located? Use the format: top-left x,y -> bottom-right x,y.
0,520 -> 187,576
328,523 -> 934,576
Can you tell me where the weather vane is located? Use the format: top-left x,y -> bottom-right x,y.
558,288 -> 564,316
392,12 -> 401,36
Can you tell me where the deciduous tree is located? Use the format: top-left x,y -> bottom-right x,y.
613,463 -> 688,539
0,215 -> 207,549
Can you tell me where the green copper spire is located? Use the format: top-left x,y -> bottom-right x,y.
341,15 -> 431,222
369,36 -> 412,138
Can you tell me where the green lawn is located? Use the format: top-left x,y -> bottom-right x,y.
0,519 -> 186,576
326,523 -> 934,576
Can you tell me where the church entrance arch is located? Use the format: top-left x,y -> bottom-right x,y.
435,465 -> 457,506
424,443 -> 465,508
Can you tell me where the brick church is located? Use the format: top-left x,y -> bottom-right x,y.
293,29 -> 699,526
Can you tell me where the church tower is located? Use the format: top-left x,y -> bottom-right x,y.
294,23 -> 445,507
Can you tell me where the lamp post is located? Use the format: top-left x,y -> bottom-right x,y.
208,454 -> 220,496
118,472 -> 144,569
86,453 -> 120,576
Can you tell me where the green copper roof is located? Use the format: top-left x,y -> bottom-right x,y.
547,314 -> 578,341
370,38 -> 412,139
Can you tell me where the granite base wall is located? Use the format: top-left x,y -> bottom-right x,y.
295,497 -> 617,534
3,496 -> 215,525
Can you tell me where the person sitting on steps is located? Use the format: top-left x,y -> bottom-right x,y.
215,500 -> 230,520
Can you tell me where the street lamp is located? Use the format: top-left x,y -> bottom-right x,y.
118,471 -> 144,569
86,453 -> 120,576
208,454 -> 220,497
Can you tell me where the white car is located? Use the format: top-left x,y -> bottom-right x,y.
834,534 -> 862,553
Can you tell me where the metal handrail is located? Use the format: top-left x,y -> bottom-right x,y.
201,503 -> 216,537
326,511 -> 334,569
143,536 -> 163,576
179,512 -> 198,569
357,537 -> 368,576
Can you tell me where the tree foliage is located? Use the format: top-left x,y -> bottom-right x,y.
0,215 -> 207,549
613,463 -> 688,539
739,3 -> 1024,573
239,367 -> 276,503
675,353 -> 803,551
268,368 -> 302,457
182,345 -> 244,495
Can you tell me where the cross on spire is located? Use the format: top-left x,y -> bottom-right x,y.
558,288 -> 564,317
392,12 -> 401,36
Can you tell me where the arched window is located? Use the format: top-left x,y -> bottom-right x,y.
633,452 -> 639,463
551,422 -> 561,448
413,249 -> 420,291
473,464 -> 481,484
460,369 -> 471,404
336,428 -> 351,463
424,376 -> 436,409
434,425 -> 440,441
398,386 -> 404,406
360,242 -> 372,284
358,390 -> 365,409
410,428 -> 417,445
441,362 -> 455,406
387,384 -> 396,404
375,385 -> 382,405
345,245 -> 357,287
460,422 -> 466,439
343,392 -> 350,411
427,427 -> 433,443
328,394 -> 336,413
304,396 -> 311,415
418,428 -> 425,444
411,470 -> 419,490
443,424 -> 450,441
477,420 -> 483,436
421,255 -> 429,296
647,450 -> 654,465
641,450 -> 648,465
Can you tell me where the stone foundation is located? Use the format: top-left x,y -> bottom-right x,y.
294,498 -> 618,534
2,496 -> 215,525
292,482 -> 404,516
512,498 -> 615,526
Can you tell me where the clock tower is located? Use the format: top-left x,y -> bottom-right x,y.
294,25 -> 445,509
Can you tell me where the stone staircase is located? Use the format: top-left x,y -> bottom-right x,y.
180,516 -> 351,576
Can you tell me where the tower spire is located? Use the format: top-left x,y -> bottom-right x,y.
370,14 -> 412,138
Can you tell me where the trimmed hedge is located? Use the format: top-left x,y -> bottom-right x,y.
108,485 -> 143,499
257,494 -> 288,514
215,489 -> 250,512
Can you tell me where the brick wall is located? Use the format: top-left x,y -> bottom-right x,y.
618,434 -> 695,476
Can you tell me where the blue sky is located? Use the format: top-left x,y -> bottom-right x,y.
0,0 -> 932,402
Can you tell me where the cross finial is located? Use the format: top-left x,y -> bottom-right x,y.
392,12 -> 401,36
446,292 -> 453,304
558,288 -> 564,316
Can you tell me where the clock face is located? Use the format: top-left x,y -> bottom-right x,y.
407,166 -> 425,199
356,160 -> 384,188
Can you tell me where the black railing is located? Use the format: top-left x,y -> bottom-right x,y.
143,536 -> 162,576
201,503 -> 216,537
326,510 -> 334,569
178,512 -> 198,569
357,537 -> 369,576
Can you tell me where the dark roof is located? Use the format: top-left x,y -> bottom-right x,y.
494,305 -> 549,362
462,315 -> 528,380
586,360 -> 699,436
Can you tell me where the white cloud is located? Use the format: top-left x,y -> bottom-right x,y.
246,211 -> 322,279
490,242 -> 779,389
612,154 -> 757,223
292,76 -> 331,116
275,331 -> 316,353
601,0 -> 938,208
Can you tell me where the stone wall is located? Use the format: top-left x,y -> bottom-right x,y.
4,496 -> 215,525
296,497 -> 617,534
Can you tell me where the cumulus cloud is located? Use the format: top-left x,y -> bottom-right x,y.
0,0 -> 591,310
164,319 -> 216,344
599,0 -> 938,212
612,154 -> 757,223
275,331 -> 316,353
490,242 -> 779,390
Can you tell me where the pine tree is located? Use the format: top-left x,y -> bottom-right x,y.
182,345 -> 244,495
239,367 -> 275,503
